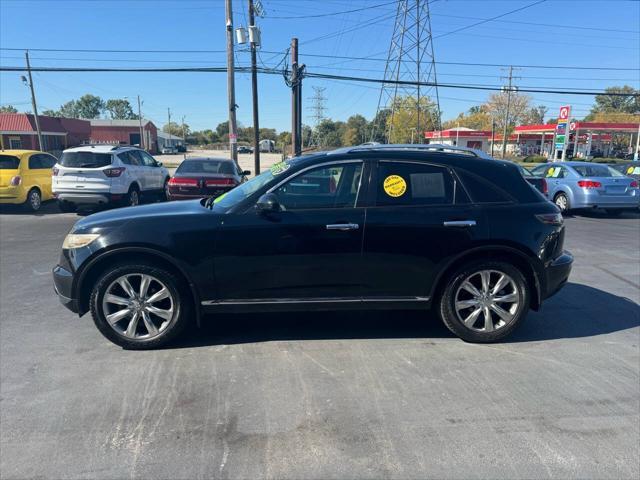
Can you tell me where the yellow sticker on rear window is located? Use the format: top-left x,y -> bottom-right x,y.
383,175 -> 407,197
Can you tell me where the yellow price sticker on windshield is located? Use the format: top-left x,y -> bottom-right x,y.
383,175 -> 407,197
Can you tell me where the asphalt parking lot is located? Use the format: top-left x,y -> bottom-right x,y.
1,204 -> 638,479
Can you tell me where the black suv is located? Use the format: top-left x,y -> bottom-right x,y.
53,145 -> 573,349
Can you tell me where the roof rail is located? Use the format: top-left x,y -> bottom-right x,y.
327,143 -> 494,159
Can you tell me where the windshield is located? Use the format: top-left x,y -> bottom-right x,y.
211,169 -> 276,211
60,151 -> 113,168
0,155 -> 20,169
177,159 -> 235,175
573,165 -> 624,177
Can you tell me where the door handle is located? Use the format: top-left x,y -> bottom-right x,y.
443,220 -> 477,228
326,223 -> 359,231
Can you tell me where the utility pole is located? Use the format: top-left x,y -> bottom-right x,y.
225,0 -> 239,163
181,115 -> 186,149
500,66 -> 520,158
137,95 -> 144,150
290,37 -> 302,157
24,51 -> 43,151
491,119 -> 496,157
248,0 -> 261,174
167,107 -> 172,149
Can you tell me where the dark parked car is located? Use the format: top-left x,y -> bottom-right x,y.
237,146 -> 253,154
53,145 -> 573,349
166,157 -> 250,201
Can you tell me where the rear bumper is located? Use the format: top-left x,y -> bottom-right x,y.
543,251 -> 573,300
54,191 -> 121,205
573,190 -> 640,209
53,265 -> 80,313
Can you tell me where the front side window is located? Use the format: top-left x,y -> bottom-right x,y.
376,161 -> 454,206
273,162 -> 363,210
138,151 -> 158,167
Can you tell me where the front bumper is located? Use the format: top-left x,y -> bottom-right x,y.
543,251 -> 573,300
53,265 -> 80,313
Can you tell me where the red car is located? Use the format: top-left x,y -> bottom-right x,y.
167,157 -> 250,201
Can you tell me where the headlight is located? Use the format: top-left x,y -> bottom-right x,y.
62,233 -> 100,249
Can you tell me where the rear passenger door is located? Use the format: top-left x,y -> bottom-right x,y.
138,151 -> 163,190
361,160 -> 486,300
118,151 -> 144,189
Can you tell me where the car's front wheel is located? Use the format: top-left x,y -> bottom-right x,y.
90,264 -> 191,349
439,261 -> 530,343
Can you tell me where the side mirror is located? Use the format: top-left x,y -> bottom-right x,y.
156,161 -> 163,167
256,193 -> 280,213
242,170 -> 251,176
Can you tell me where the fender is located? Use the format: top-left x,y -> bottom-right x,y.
428,244 -> 544,309
75,245 -> 202,326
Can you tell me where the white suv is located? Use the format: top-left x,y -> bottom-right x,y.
52,145 -> 170,212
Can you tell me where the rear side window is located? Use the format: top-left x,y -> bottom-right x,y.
28,154 -> 56,169
573,165 -> 623,177
60,152 -> 112,168
376,161 -> 454,206
118,151 -> 140,166
0,155 -> 20,169
456,169 -> 513,204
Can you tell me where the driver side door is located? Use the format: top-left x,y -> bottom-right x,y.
212,160 -> 368,303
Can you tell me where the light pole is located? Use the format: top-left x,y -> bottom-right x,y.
22,51 -> 43,151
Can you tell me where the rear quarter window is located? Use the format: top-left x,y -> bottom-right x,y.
0,155 -> 20,169
60,152 -> 113,168
455,168 -> 514,204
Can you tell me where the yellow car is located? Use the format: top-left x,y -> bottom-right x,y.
0,149 -> 57,211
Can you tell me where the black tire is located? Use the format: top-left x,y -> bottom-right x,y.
438,260 -> 530,343
605,209 -> 623,217
123,184 -> 140,207
24,188 -> 42,212
57,200 -> 77,213
554,192 -> 570,214
162,177 -> 170,201
89,263 -> 191,349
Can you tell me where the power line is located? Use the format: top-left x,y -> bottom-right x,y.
265,0 -> 397,19
3,64 -> 638,97
434,0 -> 547,39
3,47 -> 638,71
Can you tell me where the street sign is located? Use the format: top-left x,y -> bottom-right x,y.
559,106 -> 570,120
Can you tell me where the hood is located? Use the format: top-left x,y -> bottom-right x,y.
72,199 -> 209,233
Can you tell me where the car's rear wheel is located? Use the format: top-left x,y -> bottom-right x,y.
57,200 -> 77,213
162,177 -> 170,201
124,185 -> 140,207
90,264 -> 191,349
554,192 -> 569,213
439,261 -> 529,343
24,188 -> 41,212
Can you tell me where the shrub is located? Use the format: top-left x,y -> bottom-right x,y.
522,155 -> 548,163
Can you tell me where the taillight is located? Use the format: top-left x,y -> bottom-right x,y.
536,213 -> 563,225
540,178 -> 548,195
9,175 -> 21,186
103,167 -> 125,177
630,180 -> 638,188
205,178 -> 236,187
577,180 -> 602,188
52,167 -> 59,176
168,177 -> 198,187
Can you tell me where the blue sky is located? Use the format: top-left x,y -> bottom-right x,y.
1,0 -> 639,133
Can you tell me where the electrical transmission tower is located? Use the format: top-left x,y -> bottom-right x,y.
371,0 -> 441,143
307,86 -> 327,146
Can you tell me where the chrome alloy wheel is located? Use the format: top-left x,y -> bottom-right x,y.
129,190 -> 140,206
454,270 -> 521,333
555,195 -> 567,212
29,190 -> 41,210
101,273 -> 175,339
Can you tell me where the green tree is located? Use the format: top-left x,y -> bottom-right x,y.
216,121 -> 229,137
74,94 -> 105,119
41,109 -> 60,116
386,96 -> 437,144
485,92 -> 532,133
105,99 -> 138,120
0,105 -> 18,113
369,108 -> 391,143
342,114 -> 368,146
443,106 -> 492,131
521,105 -> 548,125
163,121 -> 190,138
58,100 -> 78,118
315,119 -> 346,148
588,85 -> 640,116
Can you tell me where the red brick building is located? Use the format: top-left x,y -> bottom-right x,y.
89,119 -> 158,153
0,113 -> 90,154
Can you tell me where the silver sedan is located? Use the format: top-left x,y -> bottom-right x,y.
530,161 -> 640,215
